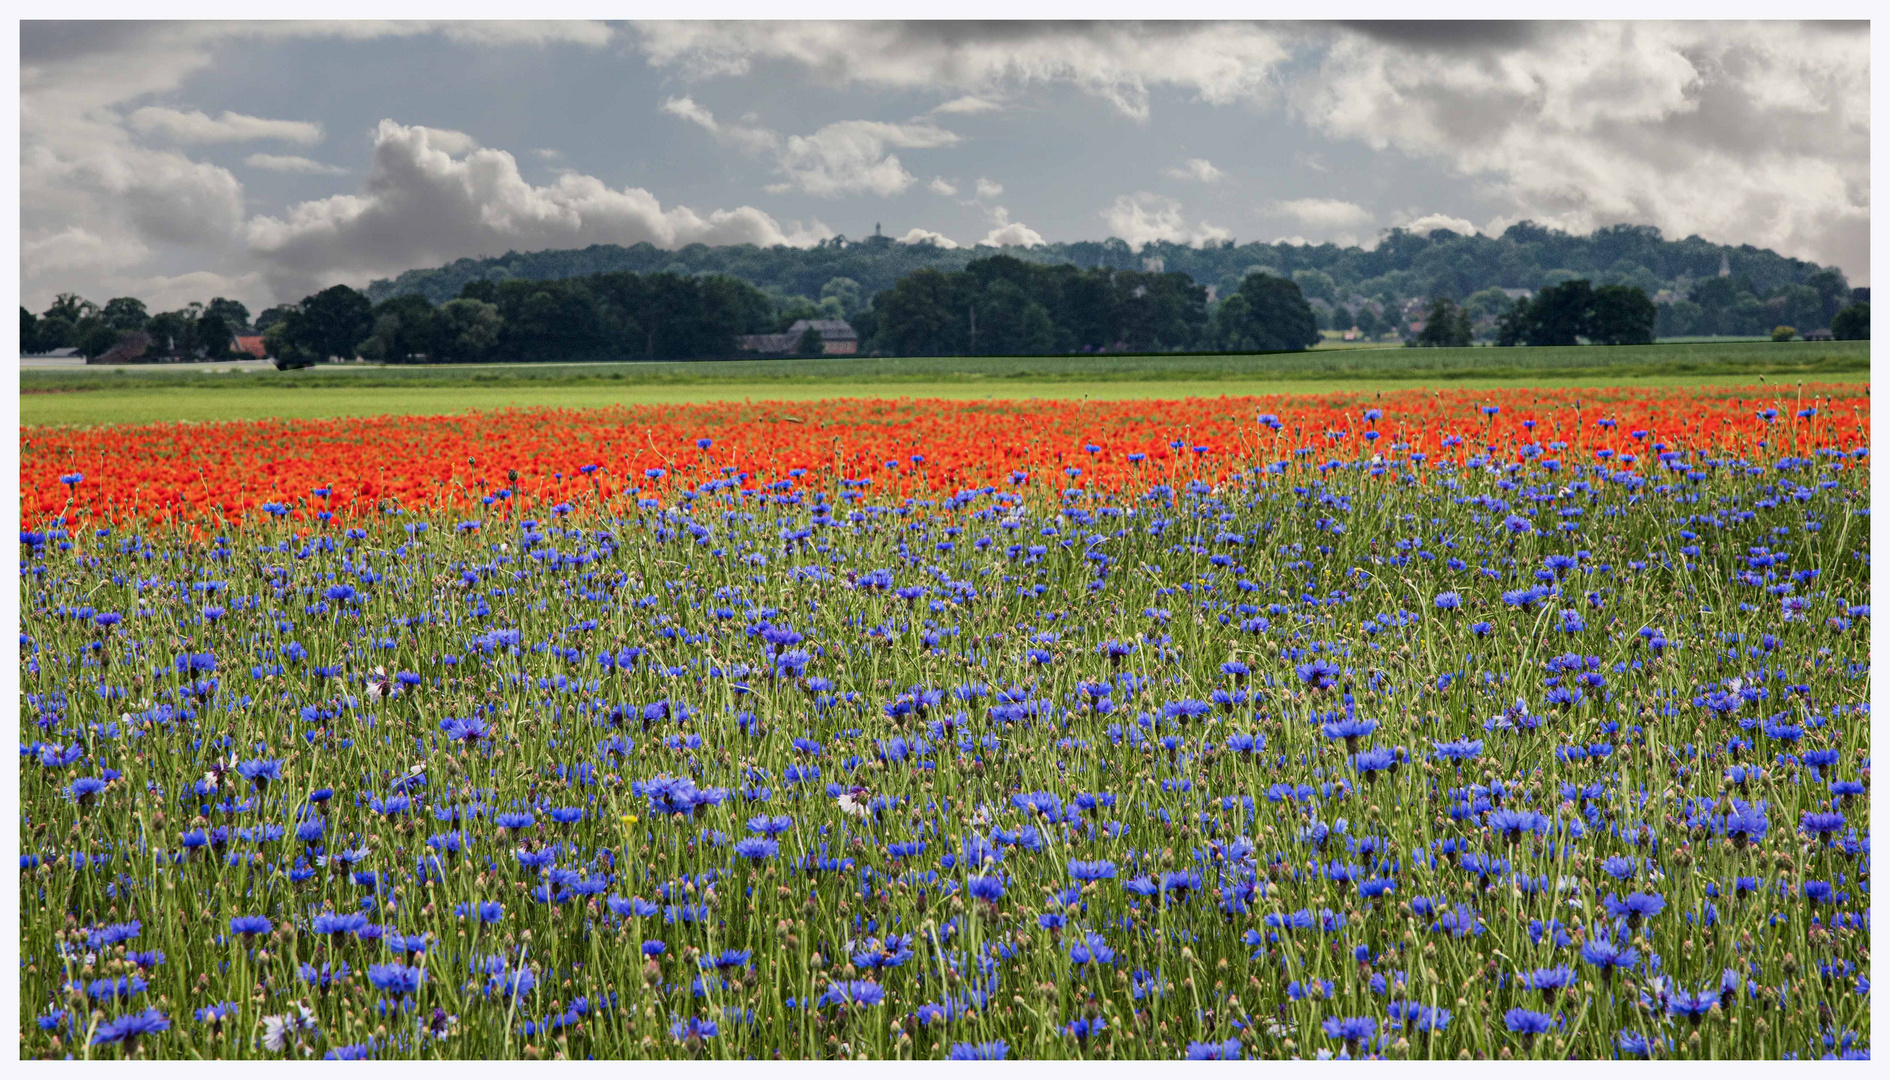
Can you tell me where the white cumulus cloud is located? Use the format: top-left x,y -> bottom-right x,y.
1289,21 -> 1869,278
1269,197 -> 1374,230
1164,158 -> 1226,183
632,21 -> 1299,122
1396,212 -> 1479,237
1102,193 -> 1232,249
928,177 -> 959,197
127,107 -> 324,145
22,226 -> 149,276
663,96 -> 957,198
932,95 -> 1003,114
980,208 -> 1043,248
244,153 -> 347,175
897,227 -> 959,249
243,120 -> 831,298
19,20 -> 622,311
780,120 -> 959,198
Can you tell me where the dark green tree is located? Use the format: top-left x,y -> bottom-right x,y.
874,268 -> 965,356
357,294 -> 437,362
196,311 -> 234,358
1655,300 -> 1702,338
1588,285 -> 1656,345
796,325 -> 825,356
145,309 -> 196,357
1523,280 -> 1596,346
430,298 -> 502,361
77,322 -> 123,360
263,319 -> 319,369
204,297 -> 251,334
1495,296 -> 1533,347
1805,268 -> 1849,326
21,308 -> 42,354
1831,302 -> 1869,340
45,293 -> 95,325
99,297 -> 149,332
971,278 -> 1057,355
296,285 -> 374,360
254,305 -> 294,334
1416,298 -> 1472,347
1215,274 -> 1320,352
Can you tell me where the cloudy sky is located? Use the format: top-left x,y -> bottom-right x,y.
20,20 -> 1871,313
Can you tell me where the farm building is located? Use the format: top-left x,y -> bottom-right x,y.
740,319 -> 859,356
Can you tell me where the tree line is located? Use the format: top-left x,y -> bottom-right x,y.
20,294 -> 253,361
364,220 -> 1857,334
863,256 -> 1322,355
266,273 -> 780,367
1406,281 -> 1662,349
24,256 -> 1866,368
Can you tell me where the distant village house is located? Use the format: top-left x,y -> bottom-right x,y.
740,319 -> 859,356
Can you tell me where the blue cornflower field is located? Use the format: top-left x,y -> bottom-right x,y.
18,389 -> 1871,1060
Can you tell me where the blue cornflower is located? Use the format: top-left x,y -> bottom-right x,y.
1321,715 -> 1378,749
91,1008 -> 169,1048
1350,747 -> 1396,781
670,1016 -> 719,1043
1505,1008 -> 1555,1039
1321,1015 -> 1377,1045
818,980 -> 885,1008
1297,659 -> 1342,690
1524,965 -> 1577,1001
454,901 -> 503,924
366,963 -> 424,996
949,1040 -> 1009,1060
1580,938 -> 1640,974
1488,808 -> 1548,841
1432,738 -> 1483,761
1160,869 -> 1202,897
1616,1030 -> 1656,1058
1667,990 -> 1717,1024
1603,891 -> 1666,926
230,915 -> 272,938
235,759 -> 282,789
1184,1039 -> 1243,1060
1069,932 -> 1116,967
1800,810 -> 1847,838
440,715 -> 492,743
732,837 -> 778,861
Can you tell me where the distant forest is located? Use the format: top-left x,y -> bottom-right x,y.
366,221 -> 1857,341
24,221 -> 1868,366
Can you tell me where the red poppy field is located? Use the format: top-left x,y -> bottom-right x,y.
20,384 -> 1868,532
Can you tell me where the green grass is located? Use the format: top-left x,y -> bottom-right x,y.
21,340 -> 1868,395
16,370 -> 1868,428
19,340 -> 1870,428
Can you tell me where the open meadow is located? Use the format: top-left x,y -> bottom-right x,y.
18,381 -> 1870,1060
18,339 -> 1870,428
